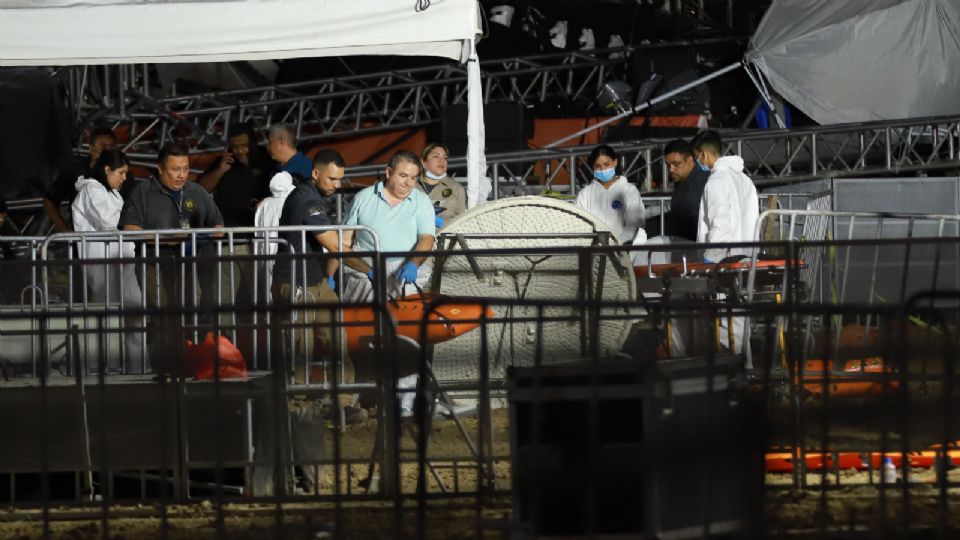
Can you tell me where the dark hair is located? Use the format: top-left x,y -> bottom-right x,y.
226,121 -> 268,168
313,149 -> 346,170
421,143 -> 449,161
588,144 -> 621,174
227,123 -> 252,140
89,126 -> 115,144
388,150 -> 421,174
158,142 -> 190,166
91,148 -> 130,190
663,139 -> 694,158
288,172 -> 306,186
691,130 -> 723,156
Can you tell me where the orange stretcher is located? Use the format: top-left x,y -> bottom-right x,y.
765,449 -> 960,474
341,293 -> 494,353
799,358 -> 899,397
633,258 -> 804,279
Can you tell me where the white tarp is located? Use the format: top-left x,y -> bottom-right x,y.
0,0 -> 478,65
746,0 -> 960,125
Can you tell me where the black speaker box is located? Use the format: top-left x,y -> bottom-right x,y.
508,356 -> 759,538
441,102 -> 531,156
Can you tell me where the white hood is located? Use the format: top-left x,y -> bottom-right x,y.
712,155 -> 745,173
74,175 -> 102,192
268,171 -> 296,197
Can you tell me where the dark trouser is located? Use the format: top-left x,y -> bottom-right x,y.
645,211 -> 698,242
141,246 -> 220,375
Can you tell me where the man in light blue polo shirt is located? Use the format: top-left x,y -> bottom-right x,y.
341,150 -> 436,303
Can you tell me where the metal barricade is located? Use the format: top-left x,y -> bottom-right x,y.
0,233 -> 957,538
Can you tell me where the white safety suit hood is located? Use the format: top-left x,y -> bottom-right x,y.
268,171 -> 296,197
713,155 -> 745,174
74,175 -> 105,194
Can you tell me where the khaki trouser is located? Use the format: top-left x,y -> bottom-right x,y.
272,280 -> 355,407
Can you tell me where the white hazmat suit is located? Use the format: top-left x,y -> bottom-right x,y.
71,176 -> 148,371
696,156 -> 759,263
254,171 -> 296,294
683,155 -> 759,355
575,175 -> 645,243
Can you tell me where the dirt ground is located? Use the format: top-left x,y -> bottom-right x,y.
0,410 -> 514,539
4,408 -> 960,538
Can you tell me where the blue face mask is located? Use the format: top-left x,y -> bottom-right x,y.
696,159 -> 710,172
594,167 -> 616,183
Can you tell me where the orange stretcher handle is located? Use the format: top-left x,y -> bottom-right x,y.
633,258 -> 806,279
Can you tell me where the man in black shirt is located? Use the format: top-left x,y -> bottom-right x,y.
120,142 -> 224,374
271,148 -> 370,479
197,123 -> 270,227
646,138 -> 710,241
196,123 -> 271,361
272,149 -> 365,402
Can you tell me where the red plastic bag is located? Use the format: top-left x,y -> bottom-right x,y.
185,332 -> 248,380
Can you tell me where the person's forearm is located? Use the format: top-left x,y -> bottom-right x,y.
406,236 -> 435,267
197,168 -> 227,193
342,252 -> 372,273
43,199 -> 71,232
325,258 -> 340,278
319,232 -> 372,273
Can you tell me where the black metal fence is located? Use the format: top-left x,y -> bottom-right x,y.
0,228 -> 958,538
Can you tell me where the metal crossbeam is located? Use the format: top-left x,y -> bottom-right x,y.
59,38 -> 743,157
343,114 -> 960,194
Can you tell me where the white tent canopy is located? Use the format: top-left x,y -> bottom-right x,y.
0,0 -> 478,65
0,0 -> 486,206
746,0 -> 960,125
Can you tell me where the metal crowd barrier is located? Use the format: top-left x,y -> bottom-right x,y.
0,232 -> 957,538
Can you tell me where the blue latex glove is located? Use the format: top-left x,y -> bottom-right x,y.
365,269 -> 375,282
394,261 -> 419,284
435,215 -> 445,228
327,275 -> 336,290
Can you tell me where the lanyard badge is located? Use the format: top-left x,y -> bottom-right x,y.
166,188 -> 190,229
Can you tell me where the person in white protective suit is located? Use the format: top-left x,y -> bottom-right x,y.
693,130 -> 760,263
666,130 -> 759,356
575,144 -> 645,244
254,171 -> 296,296
71,149 -> 148,371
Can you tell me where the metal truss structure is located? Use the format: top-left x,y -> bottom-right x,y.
63,47 -> 630,156
344,114 -> 960,193
59,38 -> 742,159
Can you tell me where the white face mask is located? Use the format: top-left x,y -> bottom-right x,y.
424,169 -> 445,181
